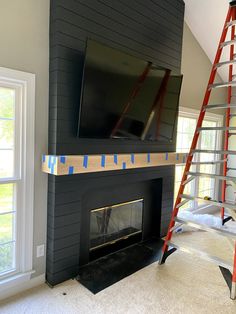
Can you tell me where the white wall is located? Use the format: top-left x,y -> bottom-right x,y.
180,23 -> 226,112
0,0 -> 49,277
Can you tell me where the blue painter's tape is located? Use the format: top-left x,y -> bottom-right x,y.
42,155 -> 46,163
48,156 -> 52,168
68,166 -> 74,175
131,154 -> 135,164
60,156 -> 66,164
50,164 -> 54,175
165,153 -> 168,160
114,154 -> 118,165
101,155 -> 106,167
83,155 -> 88,168
147,153 -> 151,163
122,162 -> 126,169
176,153 -> 179,161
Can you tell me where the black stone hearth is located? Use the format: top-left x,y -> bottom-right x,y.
77,238 -> 164,294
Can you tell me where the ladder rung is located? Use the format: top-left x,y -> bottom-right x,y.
230,114 -> 236,117
204,104 -> 236,110
191,160 -> 226,165
221,39 -> 236,48
229,133 -> 236,136
175,217 -> 236,240
215,59 -> 236,68
187,171 -> 236,183
209,81 -> 236,89
182,176 -> 195,185
176,199 -> 189,208
167,241 -> 233,271
193,149 -> 236,155
226,20 -> 236,28
180,194 -> 236,211
197,126 -> 236,131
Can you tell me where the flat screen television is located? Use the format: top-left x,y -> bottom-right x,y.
78,39 -> 183,142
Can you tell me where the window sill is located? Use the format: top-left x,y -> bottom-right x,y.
0,270 -> 35,292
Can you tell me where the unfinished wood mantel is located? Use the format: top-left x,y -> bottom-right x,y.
42,152 -> 187,176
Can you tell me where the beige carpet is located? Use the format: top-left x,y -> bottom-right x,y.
1,232 -> 236,314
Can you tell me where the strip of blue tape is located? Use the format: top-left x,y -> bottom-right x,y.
50,164 -> 54,174
176,153 -> 179,161
83,155 -> 88,168
165,153 -> 168,160
60,156 -> 66,164
147,153 -> 151,163
101,155 -> 106,167
131,154 -> 135,164
68,166 -> 74,175
48,156 -> 52,168
42,155 -> 46,163
114,154 -> 118,165
122,162 -> 126,169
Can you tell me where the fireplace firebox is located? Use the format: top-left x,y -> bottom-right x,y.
90,199 -> 143,251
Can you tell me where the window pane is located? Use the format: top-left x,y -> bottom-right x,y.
0,120 -> 14,149
0,242 -> 15,274
0,213 -> 14,244
0,87 -> 15,179
0,149 -> 14,177
0,87 -> 15,119
0,184 -> 14,214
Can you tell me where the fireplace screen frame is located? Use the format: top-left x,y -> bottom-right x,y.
89,198 -> 144,251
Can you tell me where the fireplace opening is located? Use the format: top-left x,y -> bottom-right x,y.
89,199 -> 143,259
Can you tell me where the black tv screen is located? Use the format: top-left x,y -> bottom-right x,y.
78,39 -> 183,142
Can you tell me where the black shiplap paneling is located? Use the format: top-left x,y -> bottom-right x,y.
49,0 -> 184,154
47,0 -> 184,286
46,165 -> 175,285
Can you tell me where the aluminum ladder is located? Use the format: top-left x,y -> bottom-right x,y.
159,0 -> 236,300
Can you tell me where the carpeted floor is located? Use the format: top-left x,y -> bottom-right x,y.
1,231 -> 236,314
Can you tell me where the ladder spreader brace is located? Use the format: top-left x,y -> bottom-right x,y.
159,1 -> 236,300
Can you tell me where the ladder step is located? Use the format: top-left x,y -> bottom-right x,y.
187,171 -> 236,183
175,217 -> 236,240
226,20 -> 236,28
220,39 -> 236,48
215,59 -> 236,68
204,104 -> 236,110
176,199 -> 189,208
180,194 -> 236,211
197,126 -> 236,131
230,114 -> 236,117
191,160 -> 226,165
167,241 -> 233,271
209,81 -> 236,89
193,149 -> 236,155
228,133 -> 236,136
182,176 -> 195,185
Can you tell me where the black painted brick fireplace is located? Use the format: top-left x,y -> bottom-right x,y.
47,0 -> 185,286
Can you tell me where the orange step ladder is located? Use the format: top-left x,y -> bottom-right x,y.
159,0 -> 236,300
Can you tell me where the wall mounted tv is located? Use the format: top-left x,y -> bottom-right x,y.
78,39 -> 183,142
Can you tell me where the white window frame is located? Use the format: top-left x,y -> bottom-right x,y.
0,67 -> 35,284
176,106 -> 223,211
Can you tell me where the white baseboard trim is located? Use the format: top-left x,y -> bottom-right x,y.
0,273 -> 45,301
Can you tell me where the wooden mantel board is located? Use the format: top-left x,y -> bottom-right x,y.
42,152 -> 188,176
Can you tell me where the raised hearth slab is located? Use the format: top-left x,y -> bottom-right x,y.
76,238 -> 164,294
42,152 -> 187,176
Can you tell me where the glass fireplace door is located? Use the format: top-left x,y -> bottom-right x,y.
90,199 -> 143,250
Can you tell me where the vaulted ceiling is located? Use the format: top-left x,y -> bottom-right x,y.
184,0 -> 230,81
